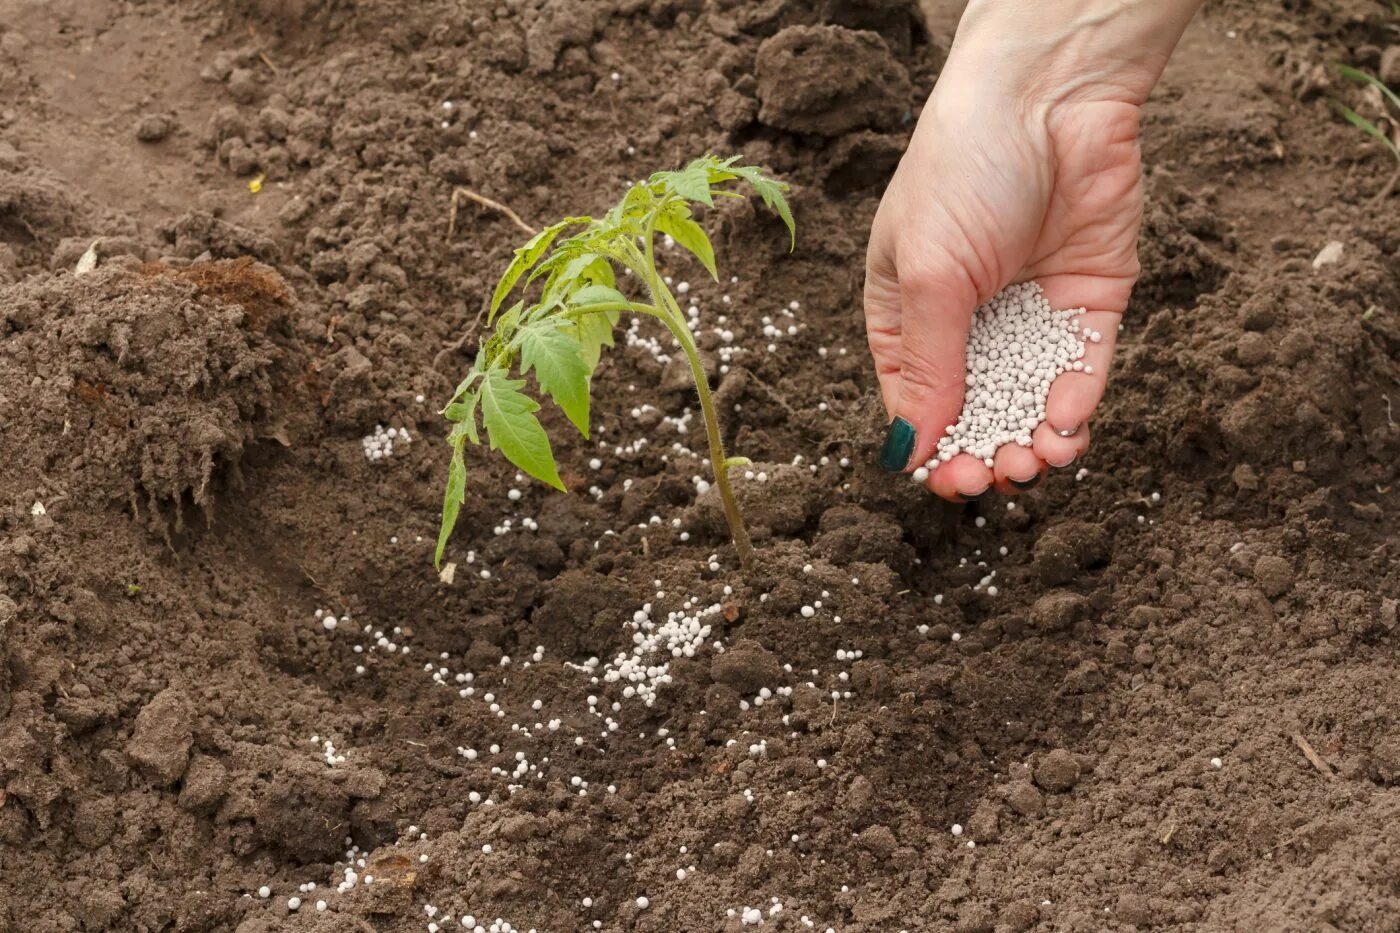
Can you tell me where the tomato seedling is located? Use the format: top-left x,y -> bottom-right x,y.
436,155 -> 795,569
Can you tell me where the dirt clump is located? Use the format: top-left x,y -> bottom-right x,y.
755,25 -> 913,135
0,263 -> 299,520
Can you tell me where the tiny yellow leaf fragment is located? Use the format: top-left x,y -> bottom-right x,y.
248,173 -> 265,194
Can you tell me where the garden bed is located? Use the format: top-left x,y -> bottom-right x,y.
0,1 -> 1397,930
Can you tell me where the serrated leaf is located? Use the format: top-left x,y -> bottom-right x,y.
654,160 -> 714,206
480,369 -> 564,490
703,154 -> 742,182
434,440 -> 468,568
519,322 -> 592,436
490,218 -> 585,318
657,212 -> 717,280
726,164 -> 796,249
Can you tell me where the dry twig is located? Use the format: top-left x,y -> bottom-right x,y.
1291,732 -> 1337,780
447,187 -> 537,240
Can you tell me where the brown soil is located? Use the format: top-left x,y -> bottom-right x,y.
2,1 -> 1397,932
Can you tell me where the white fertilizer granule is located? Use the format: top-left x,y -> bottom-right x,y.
928,281 -> 1086,468
362,424 -> 411,461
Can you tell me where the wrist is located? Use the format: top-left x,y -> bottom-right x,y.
944,0 -> 1204,108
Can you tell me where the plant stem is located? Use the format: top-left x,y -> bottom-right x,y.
663,300 -> 755,569
638,219 -> 755,568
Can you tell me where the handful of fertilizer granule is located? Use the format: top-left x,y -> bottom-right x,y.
923,281 -> 1092,472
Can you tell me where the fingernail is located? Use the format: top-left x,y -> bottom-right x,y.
879,417 -> 915,472
955,487 -> 990,503
1048,454 -> 1077,469
1056,423 -> 1081,438
1010,474 -> 1042,490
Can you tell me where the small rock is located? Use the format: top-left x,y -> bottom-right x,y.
1312,240 -> 1344,270
1033,749 -> 1081,793
1253,554 -> 1294,598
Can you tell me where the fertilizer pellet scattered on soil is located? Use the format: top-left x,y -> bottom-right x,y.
924,282 -> 1086,468
361,424 -> 411,460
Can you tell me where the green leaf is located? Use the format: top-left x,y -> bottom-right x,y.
703,154 -> 742,183
570,309 -> 617,370
1337,64 -> 1400,114
726,164 -> 796,249
519,322 -> 592,436
653,160 -> 714,206
490,218 -> 584,319
609,183 -> 656,228
479,368 -> 565,490
657,211 -> 717,280
443,399 -> 480,444
570,283 -> 629,307
444,368 -> 482,408
1337,103 -> 1400,158
434,440 -> 468,568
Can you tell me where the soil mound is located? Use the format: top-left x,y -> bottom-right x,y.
0,260 -> 299,521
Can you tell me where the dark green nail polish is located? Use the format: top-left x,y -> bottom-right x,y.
1010,475 -> 1042,491
879,417 -> 915,472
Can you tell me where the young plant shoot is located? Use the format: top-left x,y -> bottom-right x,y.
1334,64 -> 1400,202
436,155 -> 795,570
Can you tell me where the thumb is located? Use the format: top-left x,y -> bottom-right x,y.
877,248 -> 979,473
863,226 -> 905,421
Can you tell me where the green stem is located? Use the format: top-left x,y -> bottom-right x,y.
636,215 -> 754,569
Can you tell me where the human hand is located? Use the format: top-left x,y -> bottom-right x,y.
865,0 -> 1201,500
